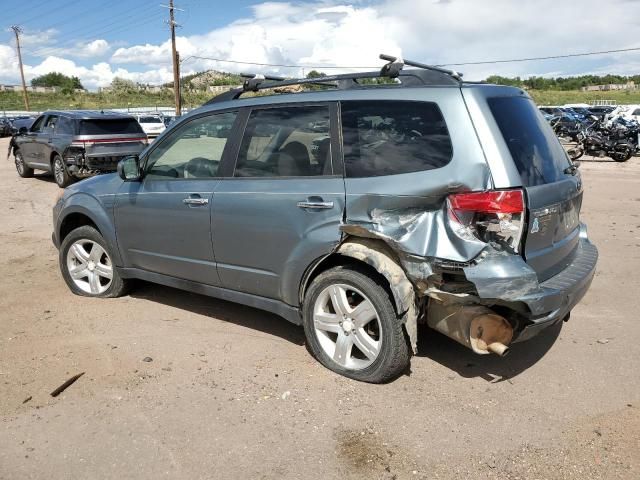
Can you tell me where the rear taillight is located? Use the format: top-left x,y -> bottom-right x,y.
447,189 -> 525,253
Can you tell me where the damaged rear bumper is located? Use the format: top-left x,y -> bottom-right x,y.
459,232 -> 598,342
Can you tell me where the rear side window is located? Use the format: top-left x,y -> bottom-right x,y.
341,100 -> 453,177
234,105 -> 332,178
488,96 -> 570,186
79,119 -> 143,135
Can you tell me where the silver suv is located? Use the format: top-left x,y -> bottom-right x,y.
52,56 -> 597,383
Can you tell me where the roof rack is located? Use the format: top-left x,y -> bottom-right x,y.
204,53 -> 464,105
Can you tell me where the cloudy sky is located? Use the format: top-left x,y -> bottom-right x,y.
1,0 -> 640,91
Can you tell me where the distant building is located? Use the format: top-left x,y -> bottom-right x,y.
582,81 -> 636,92
0,84 -> 59,93
207,85 -> 242,93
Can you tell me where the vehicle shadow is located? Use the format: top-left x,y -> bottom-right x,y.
415,321 -> 563,382
33,173 -> 55,183
130,281 -> 305,346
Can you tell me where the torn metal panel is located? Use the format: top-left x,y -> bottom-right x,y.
463,252 -> 540,301
337,238 -> 419,353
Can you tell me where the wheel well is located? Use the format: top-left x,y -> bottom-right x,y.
50,151 -> 60,166
59,213 -> 100,242
301,252 -> 399,312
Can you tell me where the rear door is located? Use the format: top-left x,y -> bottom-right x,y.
487,95 -> 581,281
114,110 -> 239,285
211,103 -> 344,305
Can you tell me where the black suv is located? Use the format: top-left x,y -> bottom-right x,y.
10,110 -> 148,188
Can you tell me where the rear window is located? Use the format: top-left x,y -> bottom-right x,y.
79,119 -> 144,135
488,96 -> 570,186
341,100 -> 453,177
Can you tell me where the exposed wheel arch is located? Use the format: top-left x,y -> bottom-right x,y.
299,237 -> 419,352
59,212 -> 101,243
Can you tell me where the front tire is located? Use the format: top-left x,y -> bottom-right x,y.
53,154 -> 74,188
14,150 -> 34,178
302,266 -> 410,383
59,226 -> 130,298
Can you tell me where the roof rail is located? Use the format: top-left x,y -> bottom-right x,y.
203,53 -> 464,105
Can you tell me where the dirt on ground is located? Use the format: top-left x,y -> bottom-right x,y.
0,136 -> 638,479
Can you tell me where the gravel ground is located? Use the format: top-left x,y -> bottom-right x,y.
0,136 -> 638,479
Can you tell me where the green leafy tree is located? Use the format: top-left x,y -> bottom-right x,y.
110,77 -> 137,94
31,72 -> 83,93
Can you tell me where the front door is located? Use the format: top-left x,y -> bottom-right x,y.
114,110 -> 239,285
212,103 -> 345,306
19,115 -> 46,167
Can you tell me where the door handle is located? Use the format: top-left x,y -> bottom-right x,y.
183,197 -> 209,206
297,200 -> 334,209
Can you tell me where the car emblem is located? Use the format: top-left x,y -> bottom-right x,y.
530,217 -> 540,234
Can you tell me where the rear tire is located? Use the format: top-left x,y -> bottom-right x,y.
302,265 -> 410,383
59,225 -> 130,298
14,150 -> 34,178
53,154 -> 75,188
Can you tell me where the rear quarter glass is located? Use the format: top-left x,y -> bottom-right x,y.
488,96 -> 571,187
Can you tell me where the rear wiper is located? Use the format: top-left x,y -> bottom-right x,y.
564,162 -> 580,175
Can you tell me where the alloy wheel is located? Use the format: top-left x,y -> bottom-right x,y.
66,239 -> 113,294
313,283 -> 382,370
15,154 -> 25,175
54,157 -> 65,185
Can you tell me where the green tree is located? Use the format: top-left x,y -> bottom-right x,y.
31,72 -> 83,93
110,77 -> 137,94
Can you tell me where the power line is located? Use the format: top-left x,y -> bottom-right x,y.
437,46 -> 640,67
181,46 -> 640,72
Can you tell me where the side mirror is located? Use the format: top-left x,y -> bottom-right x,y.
18,127 -> 28,135
117,155 -> 141,181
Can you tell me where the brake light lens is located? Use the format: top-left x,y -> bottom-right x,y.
447,189 -> 525,253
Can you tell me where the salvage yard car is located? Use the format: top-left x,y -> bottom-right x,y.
51,55 -> 598,383
135,114 -> 166,139
9,110 -> 147,188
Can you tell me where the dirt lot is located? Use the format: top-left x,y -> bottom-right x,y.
0,136 -> 638,479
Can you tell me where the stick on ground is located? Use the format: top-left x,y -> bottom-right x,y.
50,372 -> 85,397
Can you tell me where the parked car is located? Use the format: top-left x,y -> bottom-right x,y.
8,116 -> 36,135
0,118 -> 12,137
9,110 -> 147,188
52,58 -> 597,383
135,114 -> 166,138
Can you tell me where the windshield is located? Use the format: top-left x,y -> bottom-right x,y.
139,116 -> 163,123
489,96 -> 571,187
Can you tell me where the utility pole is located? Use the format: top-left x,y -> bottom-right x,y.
11,25 -> 30,111
163,0 -> 182,116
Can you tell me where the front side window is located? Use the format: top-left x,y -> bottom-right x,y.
341,100 -> 453,177
234,105 -> 332,178
43,115 -> 58,132
30,115 -> 46,133
145,111 -> 237,179
56,117 -> 74,135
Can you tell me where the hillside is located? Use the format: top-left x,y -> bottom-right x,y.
2,87 -> 640,113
